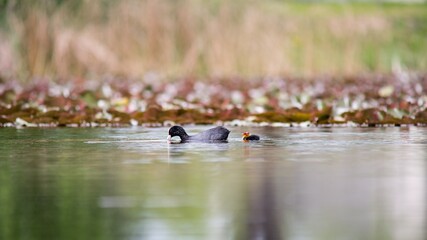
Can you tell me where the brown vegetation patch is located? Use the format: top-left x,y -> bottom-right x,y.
1,74 -> 427,127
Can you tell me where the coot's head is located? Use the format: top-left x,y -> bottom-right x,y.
168,126 -> 189,141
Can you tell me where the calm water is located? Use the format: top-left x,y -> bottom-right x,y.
0,126 -> 426,240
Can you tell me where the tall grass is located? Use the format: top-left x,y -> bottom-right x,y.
0,0 -> 427,80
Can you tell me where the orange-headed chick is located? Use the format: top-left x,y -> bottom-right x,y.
242,132 -> 260,141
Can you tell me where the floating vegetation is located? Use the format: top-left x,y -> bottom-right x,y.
1,73 -> 427,127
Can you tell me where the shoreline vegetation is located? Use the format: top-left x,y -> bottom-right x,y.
1,74 -> 427,128
1,1 -> 427,128
0,1 -> 427,78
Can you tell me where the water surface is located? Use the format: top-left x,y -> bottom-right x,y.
0,126 -> 426,240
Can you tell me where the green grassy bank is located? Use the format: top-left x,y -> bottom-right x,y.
0,0 -> 426,80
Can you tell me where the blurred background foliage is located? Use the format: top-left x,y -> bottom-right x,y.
0,0 -> 426,81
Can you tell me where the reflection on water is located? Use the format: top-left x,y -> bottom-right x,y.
0,127 -> 425,239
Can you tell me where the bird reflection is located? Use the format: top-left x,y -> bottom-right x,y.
242,141 -> 282,239
167,141 -> 230,164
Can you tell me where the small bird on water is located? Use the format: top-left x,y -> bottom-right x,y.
242,132 -> 260,141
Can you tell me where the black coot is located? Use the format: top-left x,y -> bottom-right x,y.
168,125 -> 230,142
242,132 -> 260,141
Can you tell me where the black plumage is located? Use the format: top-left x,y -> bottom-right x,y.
168,125 -> 230,142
